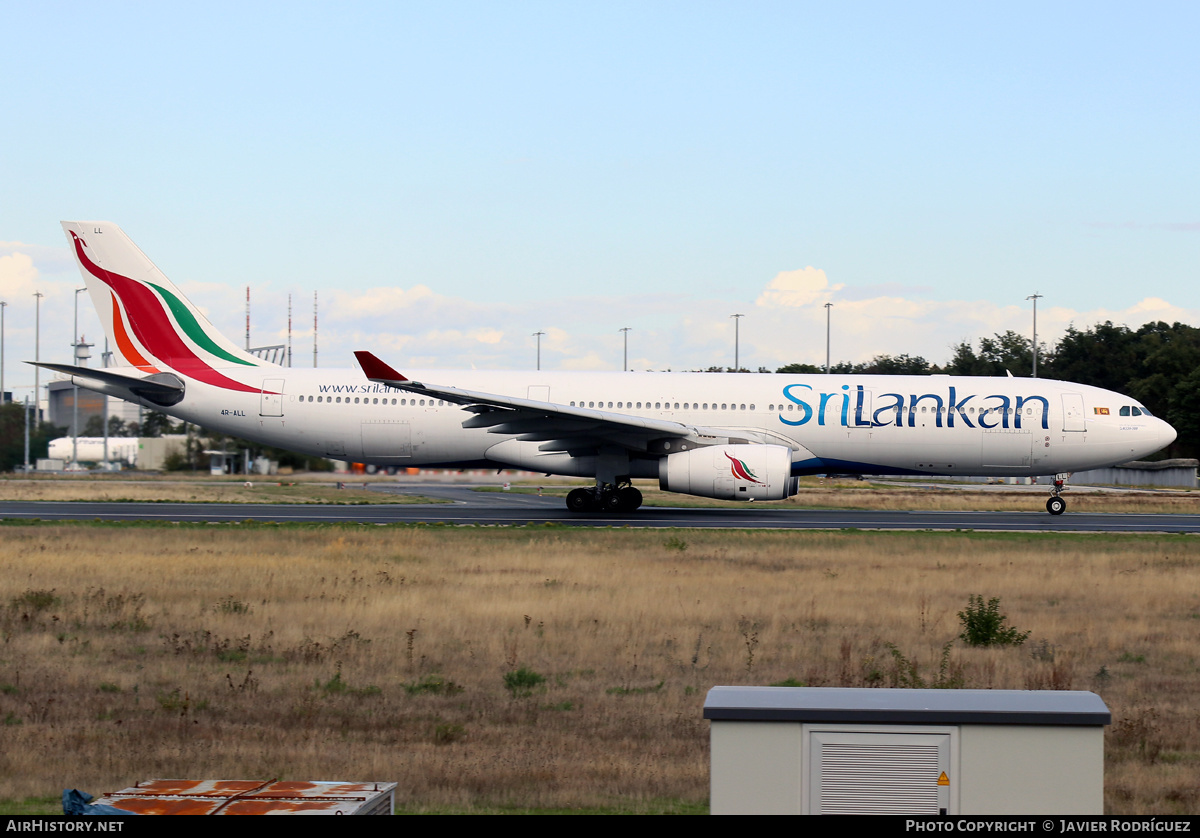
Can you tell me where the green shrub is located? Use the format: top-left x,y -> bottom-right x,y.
10,589 -> 58,612
503,667 -> 546,697
957,595 -> 1030,647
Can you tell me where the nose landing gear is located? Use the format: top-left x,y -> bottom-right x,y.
1045,474 -> 1069,515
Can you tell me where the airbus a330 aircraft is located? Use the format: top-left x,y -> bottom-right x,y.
41,221 -> 1176,516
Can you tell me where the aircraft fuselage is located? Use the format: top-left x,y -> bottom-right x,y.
139,367 -> 1172,479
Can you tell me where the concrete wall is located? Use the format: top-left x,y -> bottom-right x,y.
1070,459 -> 1197,488
134,435 -> 188,471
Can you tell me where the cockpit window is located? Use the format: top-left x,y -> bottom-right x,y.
1120,406 -> 1130,416
1138,406 -> 1152,416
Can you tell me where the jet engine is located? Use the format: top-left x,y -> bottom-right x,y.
659,444 -> 798,501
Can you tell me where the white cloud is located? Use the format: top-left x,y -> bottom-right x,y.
12,255 -> 1194,393
755,267 -> 843,309
0,252 -> 41,299
0,242 -> 75,276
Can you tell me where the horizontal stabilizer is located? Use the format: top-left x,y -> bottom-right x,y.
28,362 -> 185,407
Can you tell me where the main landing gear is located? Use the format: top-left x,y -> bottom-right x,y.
1045,474 -> 1069,516
566,483 -> 643,513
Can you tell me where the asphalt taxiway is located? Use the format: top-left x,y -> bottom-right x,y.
2,481 -> 1197,533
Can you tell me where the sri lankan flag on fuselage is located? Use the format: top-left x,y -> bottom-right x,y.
62,221 -> 275,394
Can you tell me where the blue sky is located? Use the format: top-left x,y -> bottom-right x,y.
2,2 -> 1197,396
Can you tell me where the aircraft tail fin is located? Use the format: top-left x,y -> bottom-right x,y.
60,221 -> 274,375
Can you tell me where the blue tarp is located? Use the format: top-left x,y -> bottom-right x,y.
62,789 -> 138,816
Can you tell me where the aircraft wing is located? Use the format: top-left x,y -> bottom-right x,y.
353,351 -> 769,455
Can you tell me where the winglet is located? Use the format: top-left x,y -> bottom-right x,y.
354,350 -> 409,383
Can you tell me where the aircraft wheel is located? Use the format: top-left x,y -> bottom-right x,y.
601,490 -> 626,512
1046,496 -> 1066,516
566,488 -> 595,513
618,486 -> 643,511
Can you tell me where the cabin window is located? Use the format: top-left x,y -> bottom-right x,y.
749,404 -> 755,411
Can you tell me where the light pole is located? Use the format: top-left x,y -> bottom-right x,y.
1026,293 -> 1043,377
1,300 -> 6,406
619,327 -> 631,371
33,291 -> 43,422
23,395 -> 30,472
73,287 -> 87,464
533,331 -> 545,371
824,302 -> 833,373
730,314 -> 744,372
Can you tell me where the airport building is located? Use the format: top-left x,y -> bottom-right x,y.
46,377 -> 141,436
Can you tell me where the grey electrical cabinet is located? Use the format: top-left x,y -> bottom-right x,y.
705,687 -> 1110,815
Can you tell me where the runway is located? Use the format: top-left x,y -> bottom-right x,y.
3,482 -> 1198,533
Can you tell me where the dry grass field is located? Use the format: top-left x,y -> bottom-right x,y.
1,522 -> 1197,814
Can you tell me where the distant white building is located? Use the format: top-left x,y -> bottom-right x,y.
46,435 -> 187,469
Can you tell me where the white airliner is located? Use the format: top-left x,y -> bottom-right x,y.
41,221 -> 1176,515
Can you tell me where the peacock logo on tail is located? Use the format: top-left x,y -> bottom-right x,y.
68,230 -> 268,394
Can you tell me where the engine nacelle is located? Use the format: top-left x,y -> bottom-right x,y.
659,444 -> 798,501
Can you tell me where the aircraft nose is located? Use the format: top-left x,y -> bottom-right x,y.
1160,418 -> 1178,449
